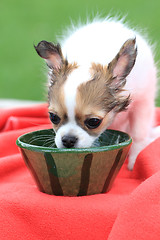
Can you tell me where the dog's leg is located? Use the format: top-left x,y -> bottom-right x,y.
127,100 -> 155,170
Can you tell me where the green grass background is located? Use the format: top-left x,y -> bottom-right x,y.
0,0 -> 160,105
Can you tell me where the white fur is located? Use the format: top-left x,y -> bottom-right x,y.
64,66 -> 91,121
55,18 -> 159,170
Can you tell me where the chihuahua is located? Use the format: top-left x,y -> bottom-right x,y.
35,18 -> 159,170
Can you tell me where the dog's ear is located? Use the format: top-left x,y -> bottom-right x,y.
108,38 -> 137,89
34,41 -> 63,69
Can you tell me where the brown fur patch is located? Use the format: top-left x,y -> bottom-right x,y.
48,86 -> 67,131
75,105 -> 106,136
49,61 -> 78,87
76,63 -> 131,115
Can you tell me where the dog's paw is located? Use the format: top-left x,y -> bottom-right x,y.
127,154 -> 137,171
127,142 -> 145,171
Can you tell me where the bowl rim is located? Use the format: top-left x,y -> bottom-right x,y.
16,129 -> 132,153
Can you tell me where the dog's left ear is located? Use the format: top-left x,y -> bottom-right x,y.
108,38 -> 137,88
34,40 -> 63,69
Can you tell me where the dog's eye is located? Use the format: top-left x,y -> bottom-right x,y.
49,112 -> 61,125
84,118 -> 102,129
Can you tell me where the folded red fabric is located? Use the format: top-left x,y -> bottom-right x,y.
0,104 -> 160,240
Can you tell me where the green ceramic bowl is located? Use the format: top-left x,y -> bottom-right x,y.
16,129 -> 132,196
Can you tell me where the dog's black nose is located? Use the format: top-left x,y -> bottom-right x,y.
62,135 -> 78,148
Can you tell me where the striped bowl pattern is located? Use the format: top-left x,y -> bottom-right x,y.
17,129 -> 132,196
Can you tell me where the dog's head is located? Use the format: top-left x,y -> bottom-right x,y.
35,39 -> 137,148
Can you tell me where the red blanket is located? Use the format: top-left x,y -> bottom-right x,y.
0,103 -> 160,240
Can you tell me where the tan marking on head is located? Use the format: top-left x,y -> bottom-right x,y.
75,104 -> 110,136
49,61 -> 78,87
77,62 -> 131,112
75,61 -> 131,134
76,63 -> 108,110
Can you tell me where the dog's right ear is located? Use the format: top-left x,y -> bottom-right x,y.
34,41 -> 63,69
108,38 -> 137,90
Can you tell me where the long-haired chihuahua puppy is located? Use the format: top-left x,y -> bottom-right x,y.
35,17 -> 160,170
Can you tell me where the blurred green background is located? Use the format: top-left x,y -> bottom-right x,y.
0,0 -> 160,105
